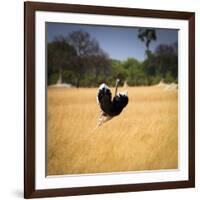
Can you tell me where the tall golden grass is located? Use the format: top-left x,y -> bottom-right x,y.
47,85 -> 178,175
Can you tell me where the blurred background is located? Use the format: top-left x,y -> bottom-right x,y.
47,23 -> 178,88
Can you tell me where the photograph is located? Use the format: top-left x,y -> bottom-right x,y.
24,2 -> 195,197
46,23 -> 179,176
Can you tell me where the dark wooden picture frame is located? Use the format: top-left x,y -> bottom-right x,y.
24,1 -> 195,198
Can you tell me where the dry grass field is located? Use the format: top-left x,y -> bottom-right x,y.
47,85 -> 178,175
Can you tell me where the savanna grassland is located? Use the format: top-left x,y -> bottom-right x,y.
47,85 -> 178,175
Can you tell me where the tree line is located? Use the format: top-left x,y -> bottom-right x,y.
48,29 -> 178,87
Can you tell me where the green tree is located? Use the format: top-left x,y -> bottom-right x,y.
110,59 -> 127,86
86,49 -> 111,86
48,36 -> 76,85
138,28 -> 157,52
48,31 -> 111,87
154,43 -> 178,81
67,30 -> 103,87
122,58 -> 147,86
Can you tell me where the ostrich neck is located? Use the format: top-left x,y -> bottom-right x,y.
114,82 -> 119,97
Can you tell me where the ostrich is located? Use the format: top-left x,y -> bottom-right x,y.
96,79 -> 128,126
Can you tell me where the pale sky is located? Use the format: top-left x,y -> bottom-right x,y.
47,22 -> 178,61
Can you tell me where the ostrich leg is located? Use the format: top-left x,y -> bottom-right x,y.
97,111 -> 104,127
97,111 -> 112,127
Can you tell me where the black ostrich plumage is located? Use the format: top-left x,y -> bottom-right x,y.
97,83 -> 128,117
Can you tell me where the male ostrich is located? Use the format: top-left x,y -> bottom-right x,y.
97,79 -> 128,126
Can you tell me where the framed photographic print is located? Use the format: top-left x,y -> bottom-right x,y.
24,1 -> 195,198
